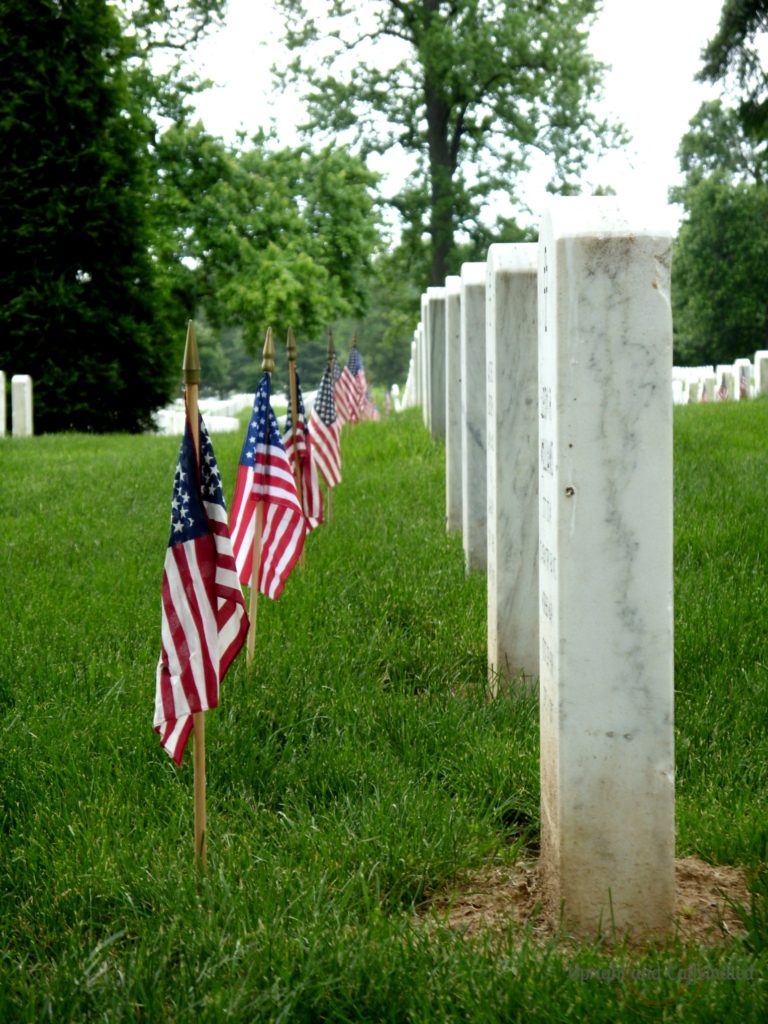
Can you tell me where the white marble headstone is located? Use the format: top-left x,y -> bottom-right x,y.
732,358 -> 752,399
420,295 -> 430,426
754,350 -> 768,395
445,276 -> 462,532
486,244 -> 539,689
715,364 -> 735,400
538,197 -> 675,938
427,287 -> 447,439
460,262 -> 488,572
11,374 -> 33,438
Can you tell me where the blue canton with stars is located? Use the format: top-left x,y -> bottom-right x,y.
168,415 -> 225,546
239,372 -> 283,468
314,367 -> 336,426
347,346 -> 363,375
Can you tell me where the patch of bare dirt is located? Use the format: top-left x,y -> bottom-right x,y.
421,856 -> 750,948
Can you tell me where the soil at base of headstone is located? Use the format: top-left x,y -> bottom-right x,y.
420,856 -> 751,948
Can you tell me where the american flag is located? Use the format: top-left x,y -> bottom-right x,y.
717,374 -> 729,401
337,345 -> 367,423
283,370 -> 324,530
332,352 -> 352,426
309,364 -> 342,487
739,370 -> 748,399
155,410 -> 249,765
229,372 -> 307,599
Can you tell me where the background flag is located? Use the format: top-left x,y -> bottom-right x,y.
230,372 -> 306,598
155,412 -> 248,765
332,352 -> 352,426
310,364 -> 342,488
338,344 -> 368,422
283,369 -> 324,530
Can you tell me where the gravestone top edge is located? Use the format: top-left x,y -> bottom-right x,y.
486,242 -> 538,274
541,195 -> 674,242
460,261 -> 487,286
445,275 -> 461,294
426,285 -> 447,298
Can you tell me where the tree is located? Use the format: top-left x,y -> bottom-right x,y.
0,0 -> 225,432
274,0 -> 621,286
151,123 -> 382,392
0,0 -> 169,432
672,175 -> 768,365
698,0 -> 768,141
671,100 -> 768,364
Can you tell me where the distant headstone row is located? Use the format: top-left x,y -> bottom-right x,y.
0,373 -> 34,438
402,196 -> 676,941
672,353 -> 768,403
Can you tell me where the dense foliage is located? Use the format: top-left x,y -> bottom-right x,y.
672,38 -> 768,365
0,0 -> 383,429
0,0 -> 175,432
698,0 -> 768,140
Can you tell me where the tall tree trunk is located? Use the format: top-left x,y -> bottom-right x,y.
426,84 -> 455,286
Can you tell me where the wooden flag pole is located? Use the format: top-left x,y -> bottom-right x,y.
183,320 -> 207,871
286,327 -> 306,569
247,328 -> 274,667
286,327 -> 304,511
326,327 -> 335,524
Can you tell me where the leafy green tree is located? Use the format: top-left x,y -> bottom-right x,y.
672,175 -> 768,365
152,123 -> 382,388
671,100 -> 768,364
274,0 -> 621,286
698,0 -> 768,140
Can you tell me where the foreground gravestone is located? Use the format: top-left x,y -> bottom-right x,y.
460,262 -> 488,572
445,275 -> 462,532
486,244 -> 539,689
0,370 -> 5,437
427,287 -> 447,439
538,197 -> 675,938
11,375 -> 33,437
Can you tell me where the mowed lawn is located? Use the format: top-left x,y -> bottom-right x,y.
0,400 -> 766,1022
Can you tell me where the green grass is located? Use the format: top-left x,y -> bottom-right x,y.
0,403 -> 766,1021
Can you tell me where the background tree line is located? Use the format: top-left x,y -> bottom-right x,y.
1,0 -> 765,432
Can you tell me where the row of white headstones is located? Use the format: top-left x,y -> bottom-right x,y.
672,357 -> 768,404
401,194 -> 728,939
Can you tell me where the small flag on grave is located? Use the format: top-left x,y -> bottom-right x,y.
310,362 -> 342,489
332,351 -> 352,426
155,406 -> 249,766
284,366 -> 324,530
337,340 -> 367,423
230,344 -> 306,600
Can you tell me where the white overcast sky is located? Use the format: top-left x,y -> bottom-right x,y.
187,0 -> 727,232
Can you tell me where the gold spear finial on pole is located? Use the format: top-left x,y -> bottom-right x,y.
262,325 -> 275,374
182,320 -> 201,389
